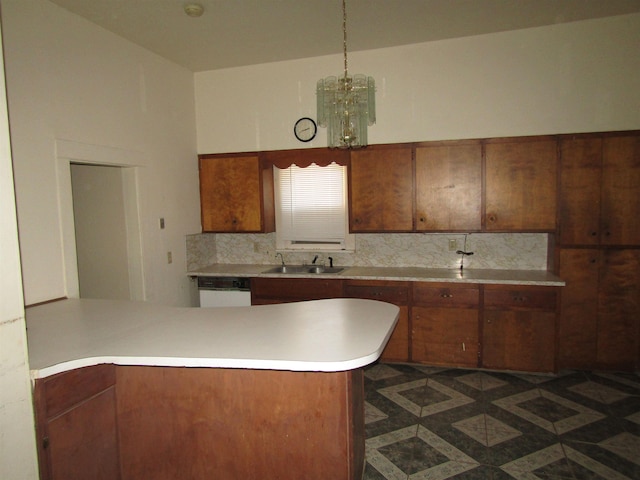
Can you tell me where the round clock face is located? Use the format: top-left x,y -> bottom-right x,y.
294,117 -> 317,142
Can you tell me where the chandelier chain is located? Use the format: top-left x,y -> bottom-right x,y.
342,0 -> 348,79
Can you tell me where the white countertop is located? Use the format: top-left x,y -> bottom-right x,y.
26,298 -> 400,379
188,264 -> 565,286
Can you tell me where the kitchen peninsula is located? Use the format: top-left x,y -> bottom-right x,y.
27,298 -> 399,480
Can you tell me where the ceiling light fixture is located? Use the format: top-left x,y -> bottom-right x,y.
317,0 -> 375,149
184,3 -> 204,18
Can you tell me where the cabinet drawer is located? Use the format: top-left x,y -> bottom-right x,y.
412,283 -> 479,308
41,364 -> 116,419
343,281 -> 409,305
484,286 -> 558,311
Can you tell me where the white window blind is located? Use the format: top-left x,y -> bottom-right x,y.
274,162 -> 353,250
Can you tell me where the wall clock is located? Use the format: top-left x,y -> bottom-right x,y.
293,117 -> 317,142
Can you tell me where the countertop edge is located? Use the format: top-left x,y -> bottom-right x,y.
187,265 -> 565,286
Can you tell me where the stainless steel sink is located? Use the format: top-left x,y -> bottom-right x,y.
262,265 -> 344,275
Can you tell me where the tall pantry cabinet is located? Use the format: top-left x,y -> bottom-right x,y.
557,132 -> 640,371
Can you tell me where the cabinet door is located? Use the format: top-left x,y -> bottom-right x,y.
411,283 -> 480,367
200,155 -> 274,232
597,249 -> 640,370
412,307 -> 479,367
483,286 -> 557,372
601,135 -> 640,246
34,365 -> 120,480
343,280 -> 410,362
349,146 -> 413,232
557,249 -> 599,369
250,277 -> 343,304
559,137 -> 602,245
485,139 -> 557,231
415,143 -> 482,231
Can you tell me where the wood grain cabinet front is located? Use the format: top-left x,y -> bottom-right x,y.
343,280 -> 410,362
482,285 -> 558,373
415,143 -> 482,232
485,138 -> 557,231
349,145 -> 414,232
558,248 -> 640,371
411,283 -> 480,368
559,133 -> 640,246
33,364 -> 120,480
250,277 -> 344,304
199,154 -> 275,233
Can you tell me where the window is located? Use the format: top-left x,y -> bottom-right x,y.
274,162 -> 354,251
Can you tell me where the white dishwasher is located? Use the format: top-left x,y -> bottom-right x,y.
197,276 -> 251,307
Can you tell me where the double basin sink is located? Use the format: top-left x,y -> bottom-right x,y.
262,265 -> 345,275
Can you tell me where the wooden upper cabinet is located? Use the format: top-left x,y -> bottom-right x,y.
415,143 -> 482,231
199,155 -> 274,233
485,138 -> 557,231
601,135 -> 640,246
559,137 -> 602,245
559,133 -> 640,246
349,146 -> 413,232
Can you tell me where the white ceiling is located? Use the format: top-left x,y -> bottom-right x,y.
48,0 -> 640,72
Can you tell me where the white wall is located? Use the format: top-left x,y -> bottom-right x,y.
195,13 -> 640,154
2,0 -> 200,306
0,17 -> 39,480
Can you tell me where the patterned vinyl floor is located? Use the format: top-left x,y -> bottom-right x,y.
363,363 -> 640,480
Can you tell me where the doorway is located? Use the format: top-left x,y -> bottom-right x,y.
57,139 -> 145,301
71,163 -> 131,299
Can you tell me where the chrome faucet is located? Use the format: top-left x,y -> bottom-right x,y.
328,256 -> 334,268
312,255 -> 319,264
275,252 -> 285,266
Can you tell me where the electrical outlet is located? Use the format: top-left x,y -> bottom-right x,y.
448,239 -> 457,251
167,251 -> 172,264
160,217 -> 165,229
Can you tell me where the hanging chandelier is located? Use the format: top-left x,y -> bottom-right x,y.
316,0 -> 375,149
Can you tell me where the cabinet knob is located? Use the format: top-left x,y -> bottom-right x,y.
419,217 -> 425,223
440,293 -> 453,298
590,231 -> 597,237
487,213 -> 497,223
42,437 -> 49,449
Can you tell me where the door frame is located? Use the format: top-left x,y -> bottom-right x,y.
56,139 -> 146,300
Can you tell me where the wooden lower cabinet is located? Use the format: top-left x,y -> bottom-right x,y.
33,364 -> 120,480
558,248 -> 640,371
251,276 -> 343,304
35,365 -> 365,480
343,280 -> 410,362
411,283 -> 480,367
117,366 -> 364,480
482,285 -> 558,373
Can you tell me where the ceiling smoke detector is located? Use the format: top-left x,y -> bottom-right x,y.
184,3 -> 204,18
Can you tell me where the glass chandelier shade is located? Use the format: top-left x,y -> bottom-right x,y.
316,0 -> 376,149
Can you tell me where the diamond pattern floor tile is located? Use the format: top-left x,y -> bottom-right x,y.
363,363 -> 640,480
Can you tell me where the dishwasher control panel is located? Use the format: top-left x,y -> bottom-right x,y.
197,276 -> 251,291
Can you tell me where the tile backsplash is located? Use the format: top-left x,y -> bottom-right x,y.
187,232 -> 550,271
